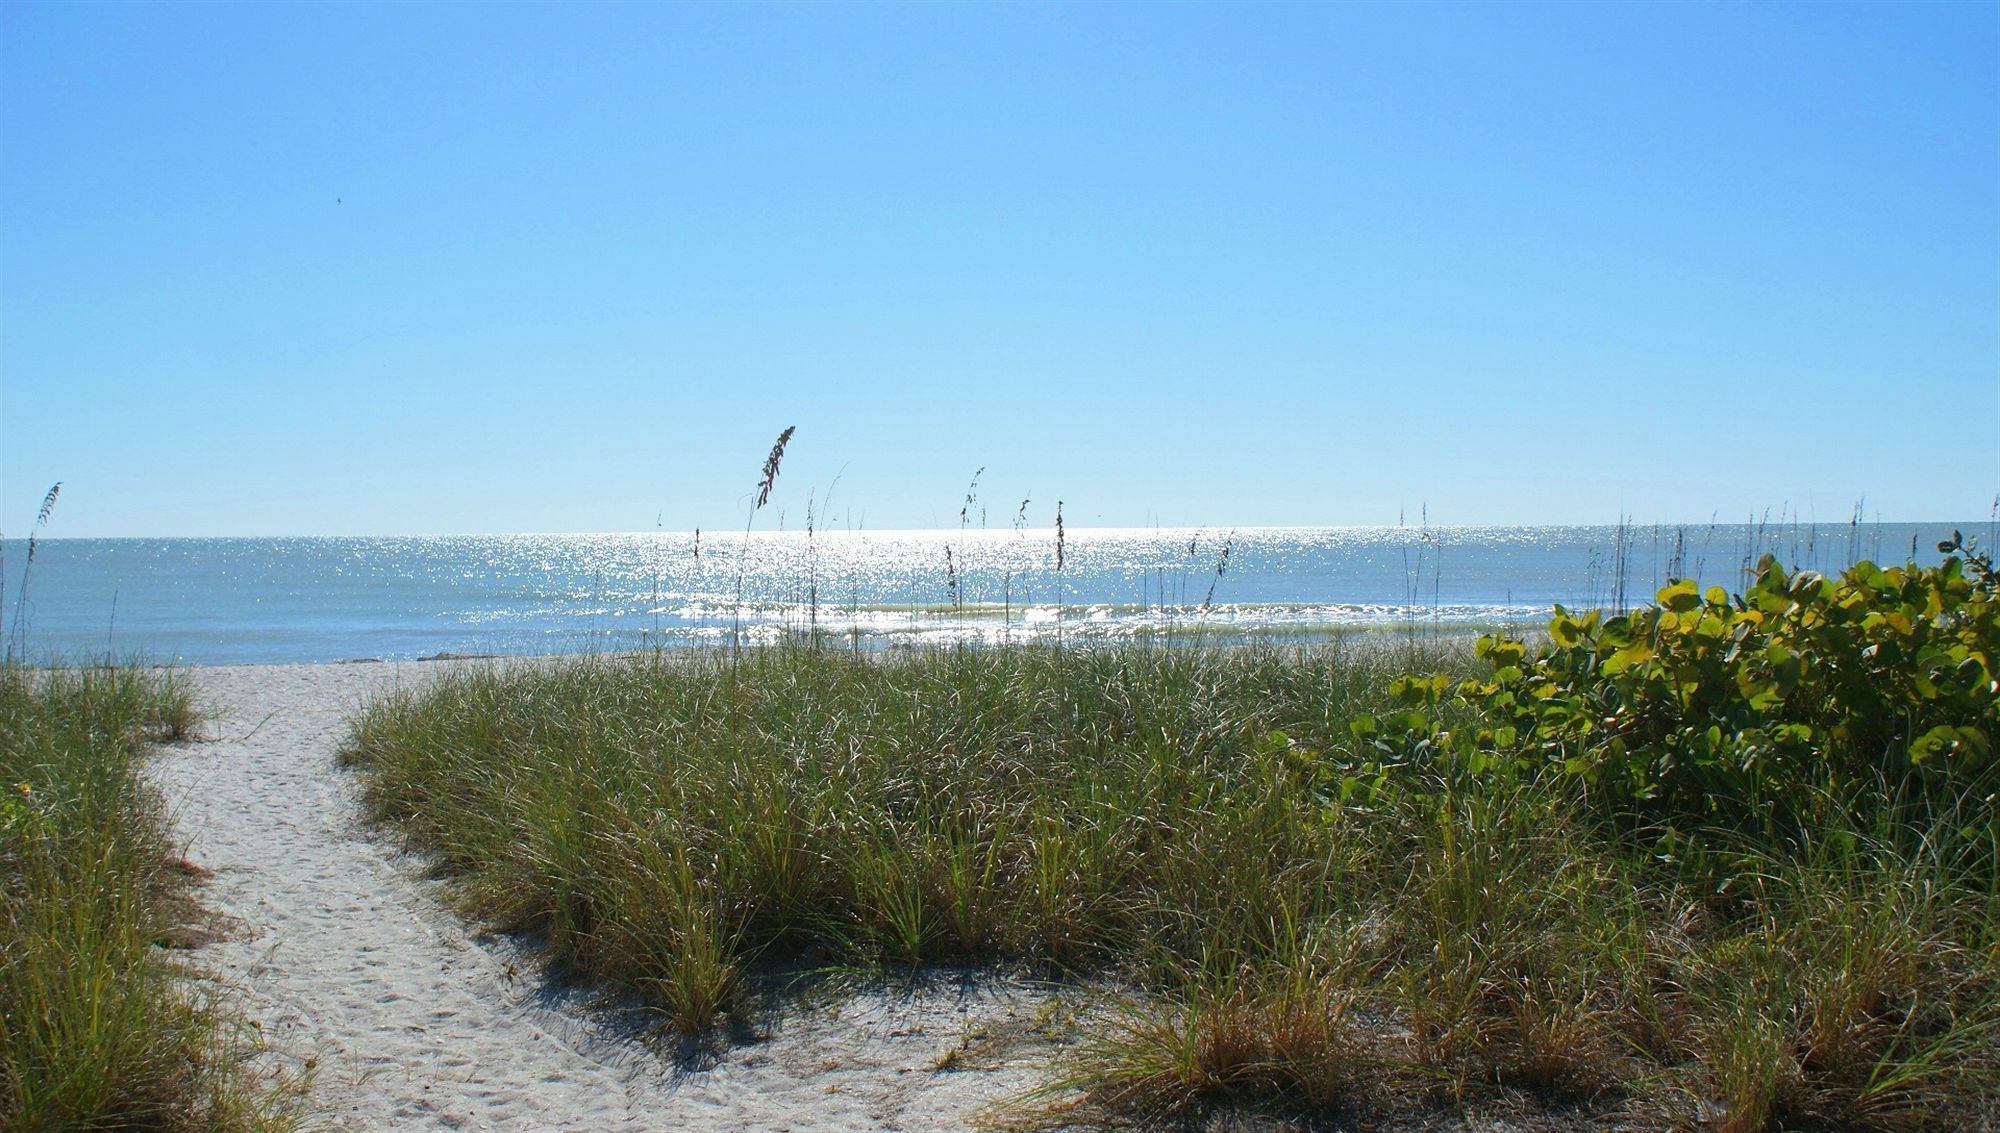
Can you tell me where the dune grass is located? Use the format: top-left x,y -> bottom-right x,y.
341,641 -> 1999,1130
1,663 -> 291,1133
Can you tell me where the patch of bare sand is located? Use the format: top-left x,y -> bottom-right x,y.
152,663 -> 1066,1132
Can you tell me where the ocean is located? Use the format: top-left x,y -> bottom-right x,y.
0,522 -> 1982,665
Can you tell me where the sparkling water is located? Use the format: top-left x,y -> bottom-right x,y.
0,522 -> 1979,665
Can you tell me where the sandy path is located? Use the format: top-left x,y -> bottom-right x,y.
154,663 -> 1062,1132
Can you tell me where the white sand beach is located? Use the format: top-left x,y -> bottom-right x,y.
153,663 -> 1064,1132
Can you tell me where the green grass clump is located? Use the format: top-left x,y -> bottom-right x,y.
1,663 -> 289,1133
342,633 -> 1999,1130
345,644 -> 1424,998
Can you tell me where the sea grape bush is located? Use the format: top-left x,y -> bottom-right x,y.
1352,535 -> 1999,837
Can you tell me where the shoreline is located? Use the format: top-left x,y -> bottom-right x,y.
14,521 -> 1970,668
102,626 -> 1499,672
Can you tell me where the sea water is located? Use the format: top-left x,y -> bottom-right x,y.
0,522 -> 1982,665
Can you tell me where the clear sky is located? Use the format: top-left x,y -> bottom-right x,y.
2,0 -> 1995,537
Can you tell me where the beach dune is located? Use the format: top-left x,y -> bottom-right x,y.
156,663 -> 1057,1131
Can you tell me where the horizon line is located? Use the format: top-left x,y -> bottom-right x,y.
9,516 -> 1994,542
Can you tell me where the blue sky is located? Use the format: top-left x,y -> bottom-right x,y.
2,0 -> 1994,536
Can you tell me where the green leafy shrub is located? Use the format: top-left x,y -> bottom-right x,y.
1353,536 -> 1999,843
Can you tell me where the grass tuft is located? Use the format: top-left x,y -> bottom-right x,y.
1,662 -> 296,1132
